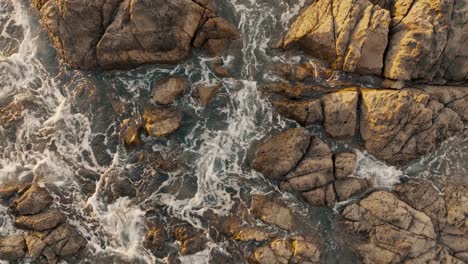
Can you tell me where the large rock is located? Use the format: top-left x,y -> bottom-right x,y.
252,128 -> 311,180
33,0 -> 239,69
360,88 -> 463,164
250,236 -> 320,264
143,108 -> 182,137
15,208 -> 65,231
384,0 -> 468,83
271,98 -> 323,126
14,184 -> 53,215
282,0 -> 391,75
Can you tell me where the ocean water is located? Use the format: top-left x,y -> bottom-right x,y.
0,0 -> 466,263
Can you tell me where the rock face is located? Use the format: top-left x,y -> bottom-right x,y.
252,128 -> 311,180
341,181 -> 468,263
282,0 -> 391,76
283,0 -> 468,83
360,88 -> 464,164
323,89 -> 359,138
32,0 -> 239,69
0,183 -> 87,263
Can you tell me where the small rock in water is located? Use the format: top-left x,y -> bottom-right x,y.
120,118 -> 144,146
14,208 -> 65,231
143,108 -> 182,137
195,84 -> 220,107
250,236 -> 320,264
152,78 -> 189,105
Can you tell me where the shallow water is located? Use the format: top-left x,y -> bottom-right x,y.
0,0 -> 467,263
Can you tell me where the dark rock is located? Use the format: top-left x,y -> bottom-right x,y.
0,235 -> 26,261
302,184 -> 336,207
14,184 -> 53,215
173,226 -> 207,255
152,78 -> 189,105
251,195 -> 294,231
100,169 -> 136,203
143,108 -> 182,137
14,208 -> 64,231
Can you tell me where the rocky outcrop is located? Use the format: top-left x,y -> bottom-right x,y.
253,128 -> 372,207
282,0 -> 468,84
0,183 -> 87,263
250,235 -> 321,264
32,0 -> 240,69
341,181 -> 468,263
282,0 -> 391,76
261,79 -> 467,164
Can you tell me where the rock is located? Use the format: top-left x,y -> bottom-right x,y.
334,152 -> 356,179
302,184 -> 336,208
342,191 -> 437,260
120,118 -> 144,146
0,235 -> 26,261
43,224 -> 87,257
251,195 -> 294,231
14,208 -> 64,231
173,226 -> 207,255
252,128 -> 311,180
34,0 -> 238,69
195,84 -> 220,107
323,89 -> 359,138
261,82 -> 331,100
233,228 -> 269,242
143,108 -> 182,137
384,0 -> 468,83
100,169 -> 136,204
14,184 -> 53,215
25,234 -> 47,259
210,60 -> 232,78
282,0 -> 391,75
334,178 -> 371,201
152,78 -> 189,105
444,184 -> 468,235
144,225 -> 169,253
250,236 -> 320,264
360,88 -> 463,164
270,98 -> 323,126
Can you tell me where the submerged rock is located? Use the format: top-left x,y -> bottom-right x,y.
152,78 -> 189,105
194,84 -> 220,107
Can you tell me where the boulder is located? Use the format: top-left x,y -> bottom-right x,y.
0,235 -> 26,261
33,0 -> 239,69
43,224 -> 87,257
173,225 -> 207,255
282,0 -> 391,75
152,78 -> 189,105
14,184 -> 53,215
252,128 -> 311,180
360,88 -> 463,164
251,195 -> 294,231
323,89 -> 359,138
14,208 -> 65,231
302,184 -> 336,207
384,0 -> 468,83
143,108 -> 182,137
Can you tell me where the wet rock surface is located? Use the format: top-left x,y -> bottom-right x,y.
0,184 -> 87,263
143,108 -> 182,138
32,0 -> 240,69
152,77 -> 189,105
